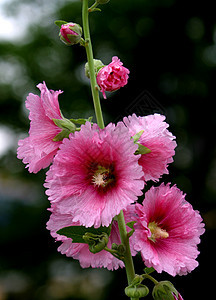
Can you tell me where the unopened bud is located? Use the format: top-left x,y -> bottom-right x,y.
59,22 -> 82,46
125,285 -> 149,298
83,232 -> 109,254
152,281 -> 182,300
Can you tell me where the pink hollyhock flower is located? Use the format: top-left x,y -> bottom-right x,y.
96,56 -> 129,99
123,114 -> 177,182
129,183 -> 205,276
17,82 -> 63,173
45,121 -> 144,228
47,205 -> 136,270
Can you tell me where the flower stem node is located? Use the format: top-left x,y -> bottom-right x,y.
125,285 -> 149,298
56,20 -> 83,46
85,59 -> 104,79
152,281 -> 182,300
83,232 -> 109,254
111,243 -> 126,255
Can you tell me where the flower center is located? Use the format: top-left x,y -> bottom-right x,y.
92,165 -> 115,188
148,221 -> 169,243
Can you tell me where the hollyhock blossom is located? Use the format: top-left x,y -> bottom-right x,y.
129,183 -> 205,276
47,205 -> 136,270
45,121 -> 144,228
96,56 -> 129,99
17,82 -> 63,173
123,114 -> 177,182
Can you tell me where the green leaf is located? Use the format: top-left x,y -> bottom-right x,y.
55,20 -> 67,28
132,130 -> 144,143
135,143 -> 151,155
126,221 -> 136,238
57,225 -> 111,244
126,221 -> 136,229
144,267 -> 155,275
70,116 -> 93,125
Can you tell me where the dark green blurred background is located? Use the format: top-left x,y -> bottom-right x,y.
0,0 -> 215,299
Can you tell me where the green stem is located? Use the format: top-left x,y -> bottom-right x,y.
88,1 -> 99,12
82,2 -> 137,299
142,274 -> 158,285
104,246 -> 124,260
117,210 -> 138,300
82,0 -> 104,129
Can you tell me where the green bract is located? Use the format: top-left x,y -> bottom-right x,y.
125,285 -> 149,298
52,118 -> 76,141
85,59 -> 104,78
83,232 -> 109,253
132,130 -> 151,155
152,281 -> 179,300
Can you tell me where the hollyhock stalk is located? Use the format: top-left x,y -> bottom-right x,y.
82,0 -> 137,297
82,0 -> 104,129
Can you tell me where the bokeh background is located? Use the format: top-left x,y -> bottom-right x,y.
0,0 -> 215,299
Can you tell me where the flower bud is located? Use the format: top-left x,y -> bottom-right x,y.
83,232 -> 109,254
125,285 -> 149,298
96,56 -> 129,99
85,59 -> 104,79
59,22 -> 82,46
152,281 -> 183,300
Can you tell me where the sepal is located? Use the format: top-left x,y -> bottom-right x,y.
56,21 -> 83,46
125,285 -> 149,298
135,143 -> 151,155
144,267 -> 155,275
152,281 -> 179,300
52,118 -> 76,141
83,232 -> 109,253
132,131 -> 151,155
85,59 -> 104,78
70,116 -> 93,125
132,130 -> 144,143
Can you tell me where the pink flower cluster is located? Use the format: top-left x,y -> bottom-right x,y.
17,82 -> 205,277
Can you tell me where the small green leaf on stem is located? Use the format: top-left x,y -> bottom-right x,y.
57,225 -> 111,243
144,267 -> 155,275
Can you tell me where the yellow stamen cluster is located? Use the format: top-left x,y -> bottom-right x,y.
148,221 -> 169,243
